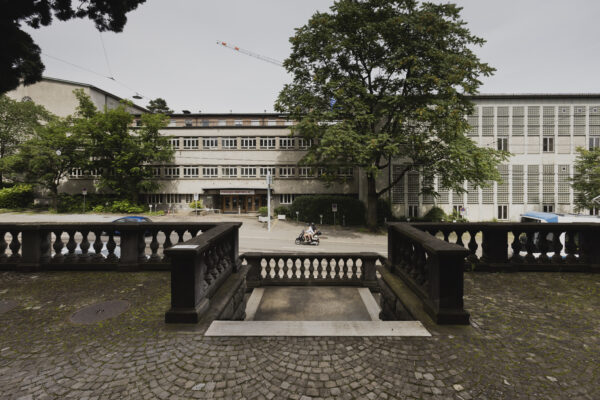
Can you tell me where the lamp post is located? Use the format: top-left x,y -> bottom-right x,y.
266,172 -> 272,231
296,211 -> 299,223
82,188 -> 87,213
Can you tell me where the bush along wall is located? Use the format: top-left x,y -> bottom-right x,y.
289,195 -> 366,226
0,184 -> 34,208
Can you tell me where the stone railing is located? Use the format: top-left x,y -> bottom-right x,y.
164,222 -> 245,324
0,222 -> 220,271
383,223 -> 470,324
243,252 -> 379,291
412,222 -> 600,272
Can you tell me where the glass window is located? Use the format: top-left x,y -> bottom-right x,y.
279,194 -> 295,204
164,167 -> 180,178
267,120 -> 277,126
260,137 -> 276,149
202,138 -> 218,149
279,166 -> 296,178
234,120 -> 243,126
279,137 -> 295,149
259,167 -> 276,177
183,167 -> 199,178
241,167 -> 256,178
542,137 -> 554,152
298,138 -> 312,150
217,120 -> 226,126
250,120 -> 260,126
222,166 -> 237,177
590,136 -> 600,149
183,138 -> 199,149
202,167 -> 218,178
201,120 -> 210,127
184,119 -> 193,127
222,138 -> 237,149
497,205 -> 508,220
299,167 -> 313,177
168,137 -> 180,149
241,138 -> 256,149
497,137 -> 508,151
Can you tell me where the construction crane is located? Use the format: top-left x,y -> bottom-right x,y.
217,41 -> 283,67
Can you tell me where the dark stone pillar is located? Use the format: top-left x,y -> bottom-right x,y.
20,226 -> 50,272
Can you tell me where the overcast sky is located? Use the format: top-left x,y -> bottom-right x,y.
26,0 -> 600,113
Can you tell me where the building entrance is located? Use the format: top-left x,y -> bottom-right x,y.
221,194 -> 265,213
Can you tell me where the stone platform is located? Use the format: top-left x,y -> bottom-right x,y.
0,271 -> 598,399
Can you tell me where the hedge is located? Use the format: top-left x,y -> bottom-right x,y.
289,195 -> 366,225
0,184 -> 34,209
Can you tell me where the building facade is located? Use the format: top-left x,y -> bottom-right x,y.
8,79 -> 600,220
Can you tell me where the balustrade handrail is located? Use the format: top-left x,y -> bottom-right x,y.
411,221 -> 600,231
388,223 -> 472,255
164,223 -> 242,257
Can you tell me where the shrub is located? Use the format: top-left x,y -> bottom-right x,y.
421,206 -> 446,222
258,206 -> 269,217
110,200 -> 146,214
377,198 -> 393,224
289,195 -> 366,225
0,184 -> 34,208
188,200 -> 203,209
274,205 -> 289,215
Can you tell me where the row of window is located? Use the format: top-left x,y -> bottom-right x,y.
169,137 -> 311,150
142,193 -> 298,206
151,166 -> 354,179
495,136 -> 600,152
165,119 -> 295,128
405,204 -> 557,220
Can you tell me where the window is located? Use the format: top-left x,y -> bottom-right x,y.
250,120 -> 260,126
279,194 -> 295,204
298,138 -> 312,150
284,121 -> 294,126
135,119 -> 142,127
337,167 -> 354,177
234,120 -> 243,126
164,193 -> 181,204
89,168 -> 103,178
497,205 -> 508,220
70,168 -> 83,178
453,205 -> 464,216
590,136 -> 600,149
201,120 -> 210,127
202,167 -> 218,178
241,138 -> 256,149
164,167 -> 180,178
168,137 -> 180,149
299,167 -> 313,177
222,166 -> 237,177
202,138 -> 218,149
168,119 -> 177,127
497,137 -> 508,151
260,137 -> 276,149
542,137 -> 554,152
222,138 -> 237,149
184,119 -> 193,127
152,167 -> 161,177
241,166 -> 256,178
183,167 -> 199,178
279,137 -> 295,149
543,204 -> 554,213
317,167 -> 326,177
267,120 -> 277,126
279,166 -> 295,178
408,205 -> 418,218
183,138 -> 199,149
259,167 -> 276,177
217,120 -> 226,126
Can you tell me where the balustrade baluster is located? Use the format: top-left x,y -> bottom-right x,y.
52,231 -> 64,263
336,258 -> 344,281
149,230 -> 160,262
308,258 -> 315,279
0,231 -> 8,262
551,231 -> 563,264
8,230 -> 21,261
92,230 -> 104,262
564,231 -> 578,264
162,230 -> 173,262
79,230 -> 90,262
467,230 -> 479,264
105,233 -> 118,262
510,231 -> 523,263
64,230 -> 77,262
324,258 -> 331,280
138,233 -> 147,263
291,258 -> 298,279
455,230 -> 465,247
176,230 -> 186,243
264,257 -> 272,280
351,258 -> 358,280
538,232 -> 550,263
442,230 -> 450,242
524,231 -> 537,263
281,258 -> 288,279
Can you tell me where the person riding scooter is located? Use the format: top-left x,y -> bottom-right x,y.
303,223 -> 314,242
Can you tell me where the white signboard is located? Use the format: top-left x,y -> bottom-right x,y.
332,203 -> 338,212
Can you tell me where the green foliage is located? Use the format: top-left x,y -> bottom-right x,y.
421,207 -> 446,222
0,184 -> 34,208
146,98 -> 173,114
109,200 -> 146,214
56,194 -> 146,214
1,0 -> 146,93
72,90 -> 173,202
274,205 -> 290,215
0,95 -> 52,184
258,206 -> 269,217
572,146 -> 600,212
188,200 -> 203,209
275,0 -> 507,227
289,195 -> 366,225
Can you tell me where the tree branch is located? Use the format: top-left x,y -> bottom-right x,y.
377,165 -> 409,196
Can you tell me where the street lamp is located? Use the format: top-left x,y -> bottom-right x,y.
82,188 -> 87,213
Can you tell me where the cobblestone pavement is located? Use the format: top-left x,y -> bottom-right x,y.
0,271 -> 598,400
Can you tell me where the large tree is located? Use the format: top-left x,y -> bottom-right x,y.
2,118 -> 85,209
0,95 -> 52,185
1,0 -> 146,94
572,146 -> 600,212
275,0 -> 508,228
147,98 -> 173,114
72,90 -> 173,202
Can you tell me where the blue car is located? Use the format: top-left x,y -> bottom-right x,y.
112,216 -> 153,236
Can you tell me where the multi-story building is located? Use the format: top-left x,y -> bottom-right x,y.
7,78 -> 600,220
386,95 -> 600,220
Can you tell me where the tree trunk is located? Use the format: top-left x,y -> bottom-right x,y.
51,185 -> 59,211
366,174 -> 378,230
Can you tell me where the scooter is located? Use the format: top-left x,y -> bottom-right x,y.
295,230 -> 320,246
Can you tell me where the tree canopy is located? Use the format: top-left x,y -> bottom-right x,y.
275,0 -> 508,227
0,95 -> 52,185
572,146 -> 600,212
1,0 -> 146,94
147,98 -> 173,114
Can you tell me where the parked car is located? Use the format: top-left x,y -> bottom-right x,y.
111,216 -> 153,236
